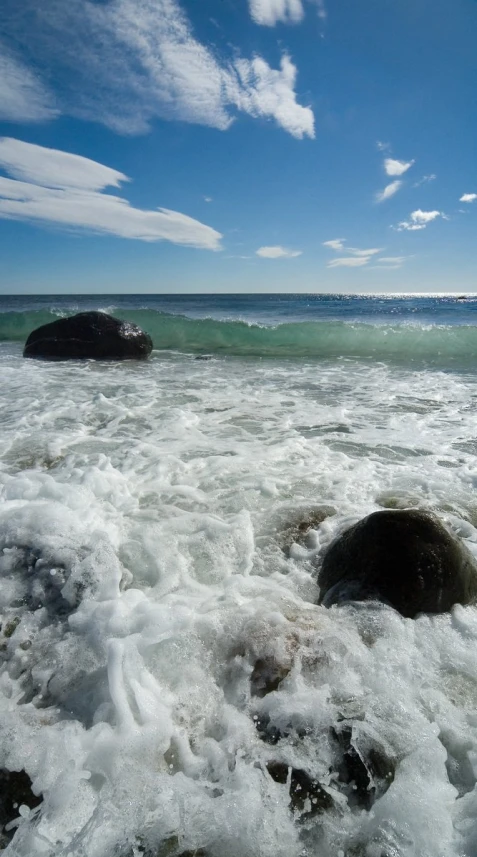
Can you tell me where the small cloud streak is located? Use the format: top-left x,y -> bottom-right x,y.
377,141 -> 391,152
413,174 -> 436,188
323,239 -> 381,256
372,256 -> 408,269
395,209 -> 443,231
328,257 -> 369,268
0,137 -> 222,249
384,158 -> 414,176
376,180 -> 402,203
249,0 -> 326,25
347,247 -> 381,257
256,245 -> 302,258
460,193 -> 477,203
323,238 -> 346,251
204,196 -> 213,203
323,239 -> 382,267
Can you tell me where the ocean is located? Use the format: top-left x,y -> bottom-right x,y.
2,293 -> 477,857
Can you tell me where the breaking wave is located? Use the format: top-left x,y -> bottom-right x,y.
1,309 -> 477,364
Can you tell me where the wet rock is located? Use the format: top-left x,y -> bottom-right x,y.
281,505 -> 337,554
318,509 -> 477,618
2,616 -> 20,638
250,657 -> 290,698
0,769 -> 42,842
332,725 -> 395,810
266,761 -> 333,818
24,311 -> 152,361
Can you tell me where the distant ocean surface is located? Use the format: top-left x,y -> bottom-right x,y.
2,293 -> 477,857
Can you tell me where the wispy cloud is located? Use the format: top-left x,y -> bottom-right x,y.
204,196 -> 213,203
460,193 -> 477,203
377,141 -> 391,152
0,44 -> 58,123
312,0 -> 327,19
328,257 -> 370,268
372,256 -> 407,269
2,0 -> 314,139
324,239 -> 382,268
249,0 -> 326,26
395,209 -> 443,231
323,238 -> 346,251
323,239 -> 381,256
0,138 -> 222,249
347,247 -> 382,257
249,0 -> 304,25
413,174 -> 436,188
256,245 -> 302,258
376,180 -> 403,203
384,157 -> 415,177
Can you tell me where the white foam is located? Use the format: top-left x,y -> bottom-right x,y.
1,347 -> 477,855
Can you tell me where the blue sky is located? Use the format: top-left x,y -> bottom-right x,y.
0,0 -> 475,294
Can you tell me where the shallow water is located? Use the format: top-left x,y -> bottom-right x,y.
2,296 -> 477,856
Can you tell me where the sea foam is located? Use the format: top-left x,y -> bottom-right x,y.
1,343 -> 477,855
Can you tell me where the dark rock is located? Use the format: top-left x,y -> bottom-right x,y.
318,510 -> 477,618
266,761 -> 333,817
24,312 -> 152,361
250,657 -> 290,698
0,769 -> 42,842
332,725 -> 395,810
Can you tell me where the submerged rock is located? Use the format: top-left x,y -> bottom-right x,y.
266,761 -> 334,818
318,509 -> 477,618
0,769 -> 42,844
24,311 -> 153,360
250,657 -> 290,698
332,724 -> 396,810
280,504 -> 337,555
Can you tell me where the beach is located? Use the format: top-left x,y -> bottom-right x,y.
2,293 -> 477,856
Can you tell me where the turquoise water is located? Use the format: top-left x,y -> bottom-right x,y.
1,293 -> 477,365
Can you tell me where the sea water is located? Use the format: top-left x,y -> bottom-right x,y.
2,294 -> 477,856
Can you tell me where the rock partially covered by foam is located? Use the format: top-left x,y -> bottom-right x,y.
318,509 -> 477,618
24,311 -> 152,360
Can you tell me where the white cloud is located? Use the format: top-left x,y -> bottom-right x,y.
323,239 -> 381,256
376,180 -> 402,203
1,0 -> 314,139
413,174 -> 436,188
229,55 -> 314,140
377,140 -> 391,152
249,0 -> 304,25
347,247 -> 381,256
0,138 -> 222,250
328,256 -> 370,268
0,45 -> 58,123
0,137 -> 125,191
249,0 -> 326,26
384,158 -> 414,177
371,256 -> 407,269
460,193 -> 477,203
204,196 -> 213,203
323,238 -> 346,251
396,209 -> 443,231
256,245 -> 302,258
